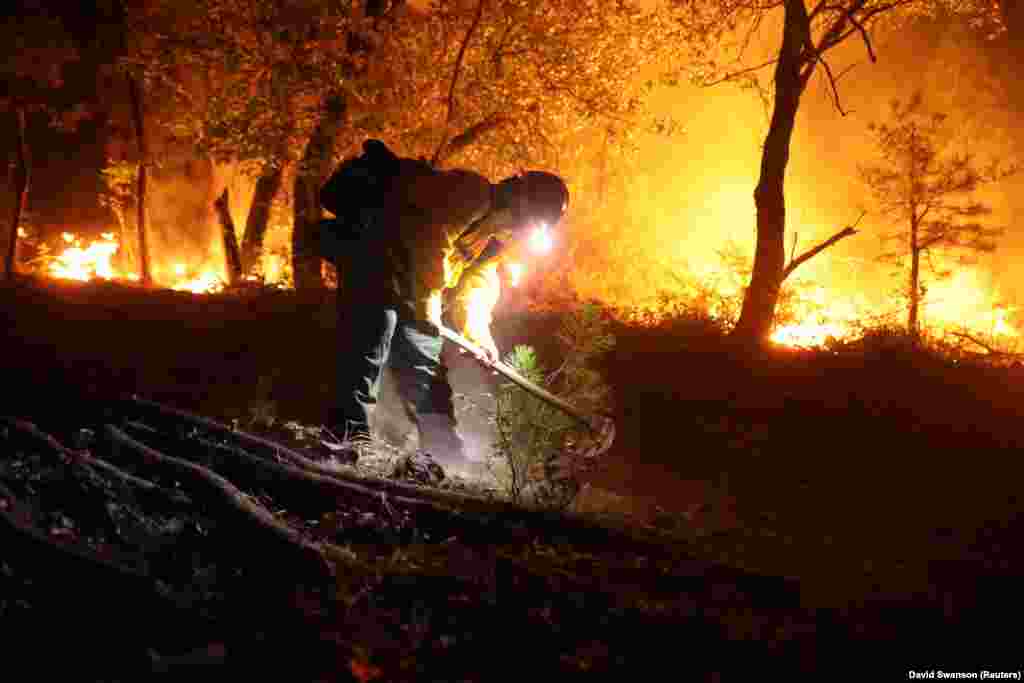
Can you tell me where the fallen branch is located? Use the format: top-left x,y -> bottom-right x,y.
104,424 -> 333,583
782,210 -> 865,281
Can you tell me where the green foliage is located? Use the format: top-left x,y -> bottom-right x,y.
490,303 -> 614,509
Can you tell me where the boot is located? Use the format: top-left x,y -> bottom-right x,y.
416,413 -> 467,464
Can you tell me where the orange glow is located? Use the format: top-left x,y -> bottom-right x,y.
170,268 -> 224,294
461,264 -> 501,352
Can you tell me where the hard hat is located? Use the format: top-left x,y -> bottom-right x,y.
520,171 -> 569,226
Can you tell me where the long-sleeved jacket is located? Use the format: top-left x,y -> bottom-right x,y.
383,161 -> 517,347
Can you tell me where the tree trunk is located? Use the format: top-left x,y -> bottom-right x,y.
730,0 -> 810,345
126,74 -> 152,286
214,189 -> 243,286
291,93 -> 346,290
240,161 -> 284,277
5,107 -> 29,281
909,220 -> 921,338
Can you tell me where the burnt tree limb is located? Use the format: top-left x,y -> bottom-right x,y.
104,424 -> 333,584
782,223 -> 860,281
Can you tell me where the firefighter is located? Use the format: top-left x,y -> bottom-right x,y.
319,140 -> 569,467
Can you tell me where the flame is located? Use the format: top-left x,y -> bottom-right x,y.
461,263 -> 502,351
17,227 -> 28,238
171,268 -> 224,294
47,231 -> 230,294
765,266 -> 1019,349
49,232 -> 119,281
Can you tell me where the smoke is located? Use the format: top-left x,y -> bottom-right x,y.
373,345 -> 500,464
561,13 -> 1024,324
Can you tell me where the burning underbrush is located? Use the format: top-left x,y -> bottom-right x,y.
19,227 -> 292,294
17,216 -> 1024,359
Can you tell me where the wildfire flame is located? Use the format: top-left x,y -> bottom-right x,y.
46,231 -> 227,293
49,232 -> 119,281
767,266 -> 1019,349
40,224 -> 1019,355
169,263 -> 225,294
461,263 -> 502,354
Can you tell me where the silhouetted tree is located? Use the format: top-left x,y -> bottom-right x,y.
675,0 -> 1006,344
859,91 -> 1015,337
0,8 -> 80,279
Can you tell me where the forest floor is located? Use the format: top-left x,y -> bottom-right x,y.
1,275 -> 1021,681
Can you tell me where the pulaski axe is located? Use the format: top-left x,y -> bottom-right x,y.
437,324 -> 616,457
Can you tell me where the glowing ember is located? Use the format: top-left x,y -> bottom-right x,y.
49,232 -> 119,281
506,262 -> 524,287
17,227 -> 27,238
171,268 -> 224,294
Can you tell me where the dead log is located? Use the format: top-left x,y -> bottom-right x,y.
104,424 -> 333,584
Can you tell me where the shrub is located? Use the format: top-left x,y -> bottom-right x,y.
490,303 -> 614,509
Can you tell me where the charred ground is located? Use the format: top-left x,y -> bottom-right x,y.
1,275 -> 1021,679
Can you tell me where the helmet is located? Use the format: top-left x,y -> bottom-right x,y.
498,171 -> 569,228
520,171 -> 569,226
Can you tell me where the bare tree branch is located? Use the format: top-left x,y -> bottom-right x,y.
816,53 -> 851,116
782,210 -> 865,280
700,57 -> 780,87
848,13 -> 877,62
432,0 -> 487,167
435,113 -> 510,164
